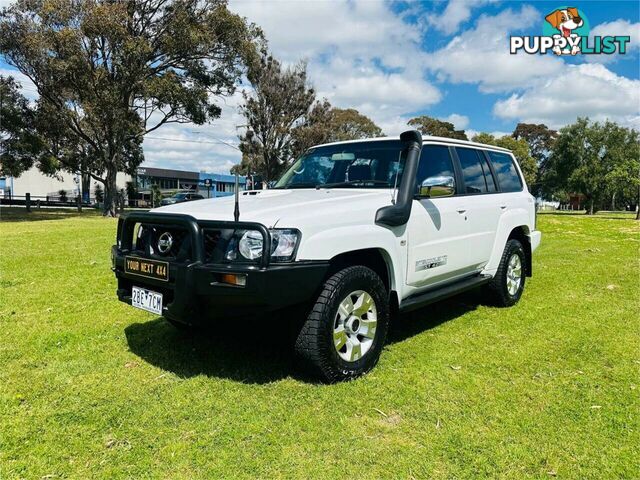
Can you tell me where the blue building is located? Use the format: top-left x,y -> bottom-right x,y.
198,172 -> 247,198
133,167 -> 246,200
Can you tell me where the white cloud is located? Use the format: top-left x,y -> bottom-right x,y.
493,63 -> 640,129
231,0 -> 423,67
441,113 -> 469,130
427,0 -> 497,35
373,115 -> 410,137
586,19 -> 640,64
427,6 -> 564,93
310,58 -> 440,119
230,0 -> 440,127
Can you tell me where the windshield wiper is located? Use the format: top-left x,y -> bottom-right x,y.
317,180 -> 391,189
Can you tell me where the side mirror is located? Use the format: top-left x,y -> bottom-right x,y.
417,175 -> 455,198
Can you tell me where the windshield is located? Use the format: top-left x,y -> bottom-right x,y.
274,140 -> 405,189
174,193 -> 188,199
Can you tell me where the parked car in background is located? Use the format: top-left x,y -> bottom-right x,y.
160,192 -> 204,206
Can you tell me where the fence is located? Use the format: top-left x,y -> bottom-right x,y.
1,193 -> 168,210
0,194 -> 90,208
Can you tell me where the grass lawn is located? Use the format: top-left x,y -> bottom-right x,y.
1,207 -> 638,479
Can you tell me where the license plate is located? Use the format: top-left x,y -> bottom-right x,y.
125,256 -> 169,282
131,286 -> 163,315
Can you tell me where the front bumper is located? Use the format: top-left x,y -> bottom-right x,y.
113,212 -> 329,324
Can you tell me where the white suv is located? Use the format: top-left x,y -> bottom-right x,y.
112,130 -> 541,382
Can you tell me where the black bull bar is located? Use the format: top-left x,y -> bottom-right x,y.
117,212 -> 272,268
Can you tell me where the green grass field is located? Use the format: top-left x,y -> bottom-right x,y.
1,207 -> 638,479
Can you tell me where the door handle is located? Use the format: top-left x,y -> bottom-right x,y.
457,208 -> 467,214
500,205 -> 507,210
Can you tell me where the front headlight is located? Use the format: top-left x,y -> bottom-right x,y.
270,230 -> 299,260
226,229 -> 300,263
238,230 -> 264,260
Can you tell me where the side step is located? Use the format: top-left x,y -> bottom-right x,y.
399,274 -> 492,313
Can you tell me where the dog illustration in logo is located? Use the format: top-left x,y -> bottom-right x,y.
545,7 -> 584,55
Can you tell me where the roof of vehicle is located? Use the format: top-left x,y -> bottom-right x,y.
311,135 -> 512,153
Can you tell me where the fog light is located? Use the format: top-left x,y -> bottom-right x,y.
215,273 -> 247,287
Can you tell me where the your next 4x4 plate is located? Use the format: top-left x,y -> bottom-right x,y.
124,256 -> 169,282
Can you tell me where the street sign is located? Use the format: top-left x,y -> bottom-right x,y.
203,178 -> 213,198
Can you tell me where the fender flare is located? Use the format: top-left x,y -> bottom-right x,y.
296,224 -> 405,292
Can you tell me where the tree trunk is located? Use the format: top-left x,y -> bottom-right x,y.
588,198 -> 594,215
81,173 -> 91,203
103,168 -> 118,217
263,152 -> 271,185
611,191 -> 616,211
636,185 -> 640,220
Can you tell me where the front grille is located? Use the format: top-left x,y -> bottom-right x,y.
135,224 -> 191,261
125,219 -> 235,265
203,229 -> 222,263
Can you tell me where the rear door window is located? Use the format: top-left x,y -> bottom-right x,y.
455,147 -> 496,194
487,151 -> 523,192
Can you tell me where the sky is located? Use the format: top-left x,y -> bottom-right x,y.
1,0 -> 639,175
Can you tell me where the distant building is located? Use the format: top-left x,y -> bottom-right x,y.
198,172 -> 247,198
1,165 -> 246,205
135,167 -> 199,193
133,167 -> 246,198
1,168 -> 131,201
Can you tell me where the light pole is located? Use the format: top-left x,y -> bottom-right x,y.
0,80 -> 6,200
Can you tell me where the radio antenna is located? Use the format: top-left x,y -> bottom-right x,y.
234,173 -> 240,222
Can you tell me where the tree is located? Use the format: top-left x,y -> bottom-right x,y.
290,102 -> 383,158
330,108 -> 383,141
94,183 -> 104,203
0,75 -> 42,176
58,189 -> 68,203
545,118 -> 639,215
125,180 -> 138,207
600,123 -> 639,217
0,0 -> 260,216
408,116 -> 468,140
512,123 -> 557,196
512,123 -> 557,165
151,184 -> 162,208
288,100 -> 332,160
238,55 -> 315,182
471,133 -> 537,187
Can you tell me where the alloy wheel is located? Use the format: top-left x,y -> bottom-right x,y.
333,290 -> 378,362
506,253 -> 523,296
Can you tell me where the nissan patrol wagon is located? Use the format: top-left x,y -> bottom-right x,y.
112,130 -> 541,382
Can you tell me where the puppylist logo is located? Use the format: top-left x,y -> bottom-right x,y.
511,6 -> 631,56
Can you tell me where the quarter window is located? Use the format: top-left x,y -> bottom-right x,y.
487,151 -> 523,192
415,145 -> 455,191
456,148 -> 496,194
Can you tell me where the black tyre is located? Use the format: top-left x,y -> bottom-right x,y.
487,239 -> 526,307
294,266 -> 390,382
